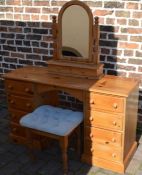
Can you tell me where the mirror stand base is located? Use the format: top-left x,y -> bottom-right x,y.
47,60 -> 104,80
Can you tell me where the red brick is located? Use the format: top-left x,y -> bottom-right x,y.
128,19 -> 139,26
14,14 -> 22,20
106,18 -> 115,25
33,1 -> 49,6
40,15 -> 49,21
31,14 -> 39,21
126,2 -> 139,9
138,67 -> 142,72
121,27 -> 142,34
118,42 -> 139,49
22,14 -> 30,21
112,49 -> 122,56
51,1 -> 66,6
93,10 -> 113,16
0,7 -> 13,12
9,27 -> 22,33
133,12 -> 142,18
98,17 -> 105,24
43,36 -> 53,42
22,0 -> 32,6
124,50 -> 134,56
25,7 -> 41,13
117,64 -> 136,71
11,52 -> 25,59
6,0 -> 21,5
117,19 -> 127,25
130,36 -> 142,42
6,13 -> 14,20
101,48 -> 110,54
14,7 -> 24,13
42,7 -> 59,14
115,11 -> 130,18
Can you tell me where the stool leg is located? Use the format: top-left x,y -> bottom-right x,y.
25,128 -> 36,160
76,126 -> 81,157
59,136 -> 68,174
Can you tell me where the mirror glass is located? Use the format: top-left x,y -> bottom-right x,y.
62,5 -> 89,58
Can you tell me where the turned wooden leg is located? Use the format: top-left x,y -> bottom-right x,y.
25,128 -> 36,160
59,136 -> 68,174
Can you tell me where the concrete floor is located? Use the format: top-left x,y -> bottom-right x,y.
0,94 -> 142,175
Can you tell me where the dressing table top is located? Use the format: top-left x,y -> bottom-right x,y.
3,66 -> 139,97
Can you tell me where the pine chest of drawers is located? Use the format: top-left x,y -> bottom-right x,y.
82,75 -> 139,173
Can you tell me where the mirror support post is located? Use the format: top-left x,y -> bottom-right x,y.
52,16 -> 58,60
93,17 -> 100,64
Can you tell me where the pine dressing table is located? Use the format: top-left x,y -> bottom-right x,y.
3,0 -> 139,173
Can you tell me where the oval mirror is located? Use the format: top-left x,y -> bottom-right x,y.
58,1 -> 93,62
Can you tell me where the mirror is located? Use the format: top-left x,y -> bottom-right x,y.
62,5 -> 89,58
58,0 -> 93,61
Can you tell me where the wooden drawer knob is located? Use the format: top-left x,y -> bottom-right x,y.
10,100 -> 14,104
26,103 -> 31,107
11,114 -> 16,119
105,141 -> 109,144
89,117 -> 93,121
112,138 -> 116,142
112,121 -> 117,126
8,85 -> 13,89
91,148 -> 94,152
113,103 -> 118,109
25,88 -> 30,93
112,153 -> 116,158
12,128 -> 17,132
90,100 -> 95,105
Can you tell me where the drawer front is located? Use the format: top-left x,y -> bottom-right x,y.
84,140 -> 122,162
85,110 -> 123,131
8,95 -> 34,112
88,93 -> 124,113
85,127 -> 122,147
11,123 -> 26,137
9,109 -> 28,124
5,79 -> 33,96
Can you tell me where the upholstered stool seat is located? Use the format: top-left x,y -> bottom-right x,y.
20,105 -> 83,136
20,105 -> 83,174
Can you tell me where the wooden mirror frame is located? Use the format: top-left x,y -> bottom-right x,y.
48,1 -> 103,80
52,0 -> 99,64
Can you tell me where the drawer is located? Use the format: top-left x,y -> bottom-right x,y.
5,79 -> 33,96
9,109 -> 28,124
84,140 -> 122,162
11,123 -> 26,137
85,127 -> 122,147
8,95 -> 34,112
87,93 -> 124,113
85,110 -> 123,131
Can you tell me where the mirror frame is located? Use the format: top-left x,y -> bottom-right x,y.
57,0 -> 94,63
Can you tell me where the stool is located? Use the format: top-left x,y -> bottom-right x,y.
20,105 -> 83,174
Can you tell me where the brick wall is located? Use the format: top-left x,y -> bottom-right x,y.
0,0 -> 142,133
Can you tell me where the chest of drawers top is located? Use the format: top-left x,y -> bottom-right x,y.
89,75 -> 139,97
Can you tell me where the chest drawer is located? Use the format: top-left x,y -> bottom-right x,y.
5,79 -> 34,96
88,93 -> 124,113
85,127 -> 122,147
9,109 -> 28,124
8,95 -> 34,112
85,110 -> 123,131
84,140 -> 122,162
94,143 -> 122,162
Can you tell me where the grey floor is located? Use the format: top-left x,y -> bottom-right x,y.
0,94 -> 142,175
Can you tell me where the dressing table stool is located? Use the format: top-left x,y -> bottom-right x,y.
20,105 -> 83,174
